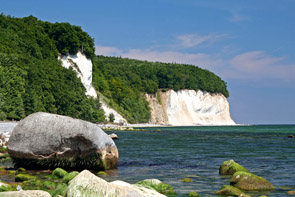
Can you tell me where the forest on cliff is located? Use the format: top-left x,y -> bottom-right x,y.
0,14 -> 229,123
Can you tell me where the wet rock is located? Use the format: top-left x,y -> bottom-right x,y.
15,174 -> 37,182
136,179 -> 176,196
287,190 -> 295,195
182,178 -> 193,182
0,190 -> 51,197
8,112 -> 118,170
52,168 -> 68,178
219,159 -> 249,175
62,171 -> 79,184
188,191 -> 200,197
215,185 -> 246,196
66,170 -> 165,197
230,171 -> 274,191
287,134 -> 294,138
109,133 -> 118,140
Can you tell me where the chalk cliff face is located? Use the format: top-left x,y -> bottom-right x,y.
59,52 -> 127,124
146,89 -> 235,126
59,51 -> 97,98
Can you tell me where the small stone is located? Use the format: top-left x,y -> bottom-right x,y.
109,133 -> 118,140
181,178 -> 193,182
97,171 -> 107,176
188,191 -> 200,197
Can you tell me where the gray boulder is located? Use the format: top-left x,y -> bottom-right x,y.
7,112 -> 118,170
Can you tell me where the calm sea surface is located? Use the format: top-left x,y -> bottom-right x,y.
104,125 -> 295,196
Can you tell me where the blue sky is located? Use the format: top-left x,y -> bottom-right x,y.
2,0 -> 295,124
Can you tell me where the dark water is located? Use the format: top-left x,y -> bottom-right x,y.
103,125 -> 295,196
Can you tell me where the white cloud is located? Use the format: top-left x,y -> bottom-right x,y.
176,33 -> 229,48
95,46 -> 122,56
228,51 -> 295,81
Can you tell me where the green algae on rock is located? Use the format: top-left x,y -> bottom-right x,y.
136,179 -> 177,196
52,168 -> 68,178
230,171 -> 274,191
182,178 -> 193,182
15,174 -> 37,182
63,171 -> 79,184
188,191 -> 200,197
219,159 -> 249,175
215,185 -> 246,196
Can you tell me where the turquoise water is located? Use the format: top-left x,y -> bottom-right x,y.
104,125 -> 295,196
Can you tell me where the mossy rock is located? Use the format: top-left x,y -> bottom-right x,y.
63,171 -> 79,184
216,185 -> 246,196
49,183 -> 67,197
137,179 -> 176,196
52,168 -> 68,178
15,174 -> 37,182
97,171 -> 107,176
42,181 -> 56,190
188,191 -> 200,197
8,170 -> 16,175
0,182 -> 13,192
219,160 -> 249,175
17,167 -> 26,172
182,178 -> 193,182
21,179 -> 43,190
230,171 -> 274,191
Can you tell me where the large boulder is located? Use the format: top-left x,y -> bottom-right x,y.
219,159 -> 249,175
230,171 -> 274,191
7,112 -> 118,170
66,170 -> 165,197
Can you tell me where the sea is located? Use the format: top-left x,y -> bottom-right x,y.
104,125 -> 295,196
1,123 -> 295,196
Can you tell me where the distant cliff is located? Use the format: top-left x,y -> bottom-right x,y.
146,89 -> 235,126
60,52 -> 127,124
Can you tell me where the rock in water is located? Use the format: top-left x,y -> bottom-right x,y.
230,171 -> 274,191
7,112 -> 118,170
219,159 -> 249,175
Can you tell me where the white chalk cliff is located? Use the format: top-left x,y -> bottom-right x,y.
59,52 -> 127,124
59,52 -> 97,98
146,89 -> 235,126
59,52 -> 234,125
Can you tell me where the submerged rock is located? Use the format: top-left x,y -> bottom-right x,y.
230,171 -> 274,191
66,170 -> 165,197
215,185 -> 246,196
219,159 -> 249,175
7,112 -> 118,170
